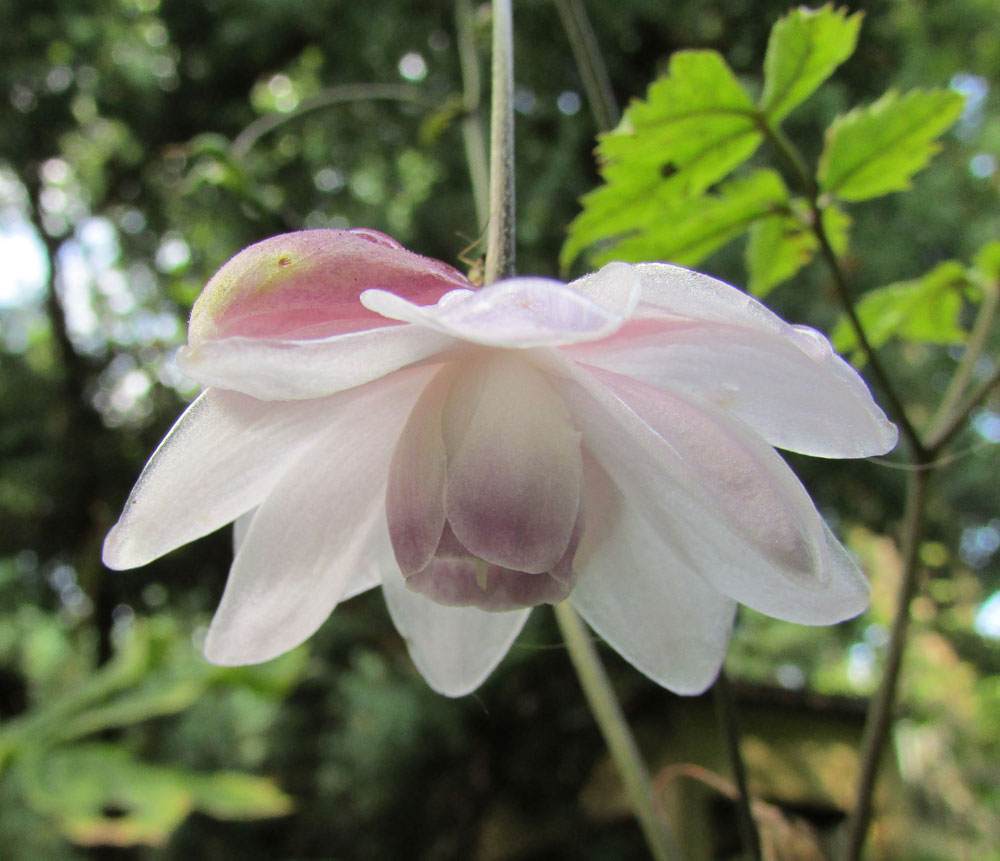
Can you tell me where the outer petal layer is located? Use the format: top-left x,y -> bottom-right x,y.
189,228 -> 468,344
381,562 -> 531,697
203,367 -> 436,665
572,458 -> 736,694
103,389 -> 352,569
178,322 -> 456,401
550,359 -> 869,625
567,317 -> 896,457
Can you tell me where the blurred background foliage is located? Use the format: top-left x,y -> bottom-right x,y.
0,0 -> 997,858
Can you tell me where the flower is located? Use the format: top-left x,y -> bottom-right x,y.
103,228 -> 897,697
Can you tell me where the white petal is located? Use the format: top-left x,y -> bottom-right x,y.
442,354 -> 582,574
630,262 -> 790,330
572,458 -> 736,694
177,324 -> 456,400
232,508 -> 256,554
380,562 -> 530,696
568,319 -> 897,457
203,368 -> 436,665
551,360 -> 869,624
361,275 -> 626,348
234,506 -> 378,602
566,261 -> 641,318
103,389 -> 350,570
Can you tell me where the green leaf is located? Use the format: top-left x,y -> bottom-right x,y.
818,89 -> 965,201
16,744 -> 193,847
746,203 -> 818,296
600,169 -> 790,267
761,5 -> 862,121
15,743 -> 292,847
562,50 -> 762,270
832,261 -> 970,357
822,203 -> 852,258
190,771 -> 294,820
972,240 -> 1000,284
743,201 -> 849,296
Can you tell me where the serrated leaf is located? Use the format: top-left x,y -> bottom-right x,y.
746,205 -> 818,296
832,261 -> 970,358
761,5 -> 862,121
818,89 -> 964,201
562,51 -> 762,270
596,169 -> 790,267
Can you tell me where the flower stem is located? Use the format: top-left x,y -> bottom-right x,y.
455,0 -> 490,233
483,0 -> 516,284
842,466 -> 930,861
713,672 -> 762,861
553,602 -> 683,861
927,277 -> 999,446
553,0 -> 619,133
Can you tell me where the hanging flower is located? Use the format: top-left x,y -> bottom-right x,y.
103,229 -> 897,696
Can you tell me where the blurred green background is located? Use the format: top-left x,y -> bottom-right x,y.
1,0 -> 998,858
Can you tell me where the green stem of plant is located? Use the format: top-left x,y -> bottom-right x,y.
455,0 -> 490,233
553,0 -> 619,133
927,279 -> 999,444
842,466 -> 930,861
483,0 -> 516,285
553,602 -> 683,861
713,672 -> 762,861
928,360 -> 1000,452
230,83 -> 431,157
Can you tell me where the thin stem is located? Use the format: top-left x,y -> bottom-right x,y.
762,120 -> 925,458
455,0 -> 490,232
230,83 -> 431,157
927,360 -> 1000,453
842,466 -> 931,861
554,602 -> 683,861
483,0 -> 516,284
927,280 -> 999,445
553,0 -> 619,133
713,673 -> 762,861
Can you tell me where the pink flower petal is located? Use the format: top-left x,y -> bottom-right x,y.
405,559 -> 574,611
361,274 -> 627,347
203,367 -> 436,665
573,457 -> 736,694
189,228 -> 469,345
405,511 -> 583,611
441,354 -> 582,574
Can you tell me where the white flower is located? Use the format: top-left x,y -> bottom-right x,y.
103,229 -> 897,697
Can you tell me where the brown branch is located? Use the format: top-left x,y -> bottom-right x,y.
842,466 -> 931,860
